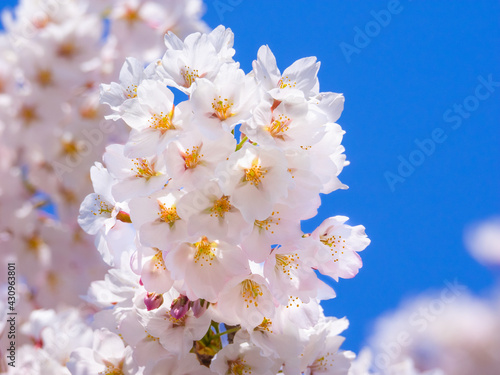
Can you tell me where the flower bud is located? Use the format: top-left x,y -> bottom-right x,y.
144,292 -> 164,311
191,299 -> 208,318
170,295 -> 190,319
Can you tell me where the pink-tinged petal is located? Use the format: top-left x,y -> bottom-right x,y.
141,252 -> 174,294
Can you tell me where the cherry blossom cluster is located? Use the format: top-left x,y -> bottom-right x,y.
75,25 -> 371,374
0,0 -> 207,372
0,0 -> 207,312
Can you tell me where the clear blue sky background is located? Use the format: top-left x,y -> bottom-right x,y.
2,0 -> 499,353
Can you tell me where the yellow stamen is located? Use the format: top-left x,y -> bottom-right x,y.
132,159 -> 161,180
158,203 -> 180,227
275,253 -> 300,281
183,145 -> 203,169
254,317 -> 273,333
80,104 -> 99,120
125,84 -> 138,98
61,139 -> 80,156
278,75 -> 297,89
254,211 -> 280,234
182,66 -> 199,87
152,251 -> 166,272
99,363 -> 124,375
19,105 -> 38,126
122,6 -> 141,24
227,359 -> 251,375
243,159 -> 267,187
193,236 -> 216,266
25,234 -> 44,254
240,279 -> 263,308
265,114 -> 291,140
320,233 -> 345,263
211,96 -> 234,120
210,195 -> 232,218
149,105 -> 175,133
36,69 -> 53,87
91,195 -> 113,216
57,42 -> 77,59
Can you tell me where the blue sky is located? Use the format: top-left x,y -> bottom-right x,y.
202,0 -> 499,351
2,0 -> 499,353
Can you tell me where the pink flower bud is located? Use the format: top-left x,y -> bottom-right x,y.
191,299 -> 208,318
144,292 -> 164,311
170,295 -> 189,319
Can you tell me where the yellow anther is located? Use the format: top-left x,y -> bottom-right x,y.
132,159 -> 161,180
209,195 -> 232,218
149,105 -> 175,133
158,203 -> 180,227
211,96 -> 234,120
182,145 -> 203,169
243,159 -> 267,187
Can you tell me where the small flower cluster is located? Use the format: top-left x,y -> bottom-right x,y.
76,26 -> 371,373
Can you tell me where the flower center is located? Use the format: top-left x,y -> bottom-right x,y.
210,195 -> 232,218
152,251 -> 166,272
266,114 -> 291,140
320,233 -> 345,262
61,139 -> 82,156
158,203 -> 180,227
91,196 -> 113,217
243,159 -> 267,187
168,311 -> 188,327
99,364 -> 124,375
25,234 -> 44,253
182,66 -> 199,87
46,271 -> 59,290
211,96 -> 234,120
309,353 -> 334,372
57,42 -> 77,59
122,6 -> 141,24
80,104 -> 99,120
183,145 -> 203,169
227,359 -> 251,375
36,69 -> 53,87
254,317 -> 273,333
286,295 -> 303,309
278,75 -> 297,89
132,159 -> 160,179
193,236 -> 216,265
19,105 -> 38,126
275,253 -> 300,281
125,84 -> 137,98
254,211 -> 280,234
240,279 -> 263,308
32,15 -> 49,29
149,106 -> 175,133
